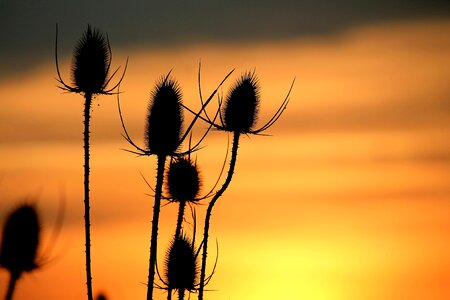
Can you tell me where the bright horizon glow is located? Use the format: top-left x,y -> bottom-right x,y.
0,19 -> 449,300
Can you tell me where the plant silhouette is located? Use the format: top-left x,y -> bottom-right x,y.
166,156 -> 201,240
163,234 -> 198,300
0,204 -> 40,300
55,24 -> 126,300
119,73 -> 186,300
118,69 -> 233,300
190,71 -> 294,299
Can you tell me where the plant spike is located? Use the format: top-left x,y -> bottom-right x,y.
197,71 -> 293,299
55,24 -> 126,300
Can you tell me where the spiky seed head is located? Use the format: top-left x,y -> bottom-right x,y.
145,75 -> 183,156
0,204 -> 40,277
167,157 -> 201,203
223,71 -> 260,133
165,234 -> 198,291
72,25 -> 110,95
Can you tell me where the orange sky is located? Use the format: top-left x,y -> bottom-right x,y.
0,19 -> 450,300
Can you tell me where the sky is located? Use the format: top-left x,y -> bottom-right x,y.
1,1 -> 450,300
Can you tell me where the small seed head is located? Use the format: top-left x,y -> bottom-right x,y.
0,204 -> 40,277
72,25 -> 110,95
145,75 -> 183,156
167,157 -> 201,203
223,71 -> 260,133
165,234 -> 198,292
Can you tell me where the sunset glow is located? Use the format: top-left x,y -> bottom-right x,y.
1,18 -> 450,300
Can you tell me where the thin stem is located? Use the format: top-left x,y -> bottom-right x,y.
178,288 -> 185,300
198,131 -> 240,300
174,201 -> 186,239
147,155 -> 167,300
84,93 -> 94,300
5,272 -> 19,300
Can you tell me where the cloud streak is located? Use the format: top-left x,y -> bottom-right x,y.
0,0 -> 449,77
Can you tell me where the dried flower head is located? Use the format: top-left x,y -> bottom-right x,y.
165,234 -> 198,292
145,74 -> 183,156
118,68 -> 235,160
71,25 -> 110,95
167,157 -> 201,203
0,204 -> 40,277
194,70 -> 292,136
222,71 -> 260,133
55,24 -> 126,95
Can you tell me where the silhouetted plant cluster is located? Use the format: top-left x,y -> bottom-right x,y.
0,24 -> 293,300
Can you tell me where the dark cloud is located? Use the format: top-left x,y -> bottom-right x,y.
0,0 -> 449,77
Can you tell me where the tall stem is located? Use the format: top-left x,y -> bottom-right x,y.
5,272 -> 19,300
147,155 -> 167,300
198,131 -> 240,300
174,201 -> 186,239
84,93 -> 94,300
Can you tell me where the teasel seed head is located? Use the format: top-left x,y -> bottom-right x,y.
223,71 -> 260,133
71,25 -> 110,95
0,204 -> 40,277
167,157 -> 201,203
165,234 -> 198,292
145,74 -> 183,156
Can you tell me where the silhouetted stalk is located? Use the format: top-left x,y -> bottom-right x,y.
178,288 -> 185,300
84,93 -> 94,300
5,273 -> 18,300
55,25 -> 127,300
147,154 -> 167,300
198,131 -> 240,299
174,201 -> 186,239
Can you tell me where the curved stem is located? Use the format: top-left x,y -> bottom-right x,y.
84,93 -> 94,300
198,131 -> 240,300
5,272 -> 19,300
147,155 -> 167,300
174,201 -> 186,239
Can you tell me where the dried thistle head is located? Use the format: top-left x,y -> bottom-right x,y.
222,71 -> 260,133
55,24 -> 126,95
165,234 -> 198,292
167,157 -> 201,204
145,74 -> 183,156
0,204 -> 40,277
71,25 -> 110,95
195,70 -> 292,136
